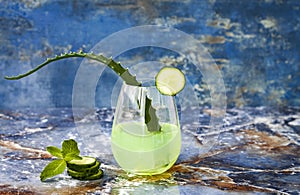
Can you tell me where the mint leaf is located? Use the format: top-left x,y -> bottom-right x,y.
61,139 -> 80,157
40,159 -> 66,181
46,146 -> 63,158
64,153 -> 82,162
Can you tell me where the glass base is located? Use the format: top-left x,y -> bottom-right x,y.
122,155 -> 179,176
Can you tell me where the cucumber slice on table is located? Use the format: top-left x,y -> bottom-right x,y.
67,161 -> 100,177
67,156 -> 97,170
83,169 -> 103,180
155,66 -> 186,96
66,156 -> 103,180
69,169 -> 103,181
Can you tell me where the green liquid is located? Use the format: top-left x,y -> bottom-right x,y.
111,122 -> 181,175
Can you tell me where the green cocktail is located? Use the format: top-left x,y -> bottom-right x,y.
111,122 -> 181,175
111,83 -> 181,175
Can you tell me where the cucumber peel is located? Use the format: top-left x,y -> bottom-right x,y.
155,66 -> 186,96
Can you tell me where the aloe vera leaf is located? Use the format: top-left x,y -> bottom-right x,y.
4,51 -> 141,86
5,51 -> 161,132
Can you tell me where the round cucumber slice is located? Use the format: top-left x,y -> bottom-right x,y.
82,169 -> 103,180
67,156 -> 97,170
69,169 -> 103,181
155,66 -> 186,96
67,161 -> 100,178
68,160 -> 100,176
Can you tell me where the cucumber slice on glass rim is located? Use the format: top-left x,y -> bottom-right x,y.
155,66 -> 186,96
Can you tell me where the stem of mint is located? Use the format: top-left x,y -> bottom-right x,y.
5,51 -> 161,132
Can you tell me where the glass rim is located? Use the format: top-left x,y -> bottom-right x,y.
121,79 -> 156,87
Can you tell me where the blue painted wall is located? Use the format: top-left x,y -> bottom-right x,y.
0,0 -> 299,109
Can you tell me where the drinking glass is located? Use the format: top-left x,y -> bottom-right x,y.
111,82 -> 181,175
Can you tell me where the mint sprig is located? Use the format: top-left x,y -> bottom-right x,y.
40,139 -> 82,182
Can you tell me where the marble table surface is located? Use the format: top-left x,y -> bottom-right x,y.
0,106 -> 299,194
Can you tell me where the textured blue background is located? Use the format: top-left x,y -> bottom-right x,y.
1,2 -> 300,194
0,0 -> 299,109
